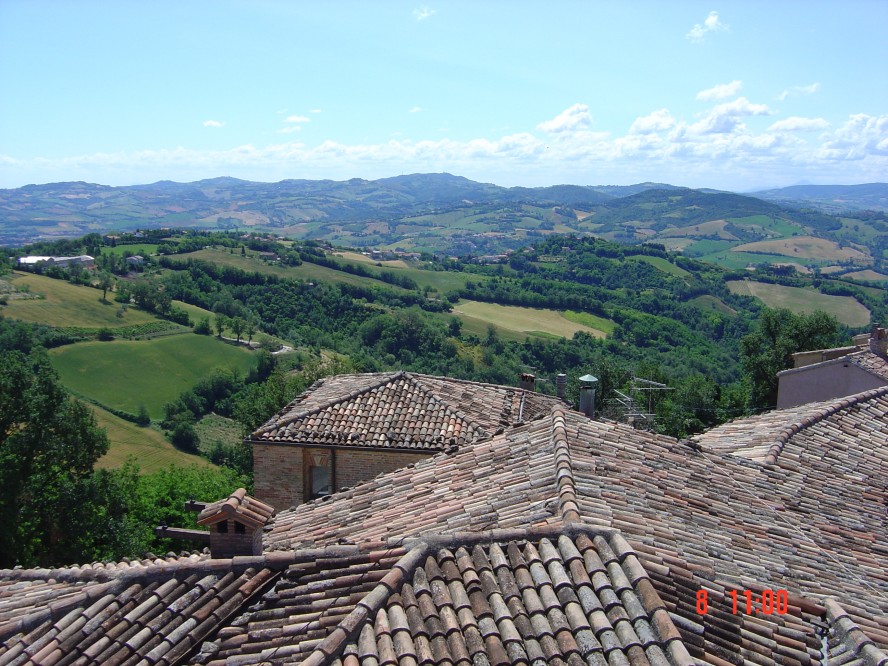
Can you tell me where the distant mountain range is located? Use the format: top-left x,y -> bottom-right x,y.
751,183 -> 888,214
1,175 -> 886,264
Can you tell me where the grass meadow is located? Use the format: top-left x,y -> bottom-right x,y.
89,403 -> 213,473
50,334 -> 257,419
726,280 -> 871,327
2,271 -> 158,328
453,299 -> 610,339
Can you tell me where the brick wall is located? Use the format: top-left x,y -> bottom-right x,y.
335,449 -> 431,491
253,444 -> 303,510
252,443 -> 432,508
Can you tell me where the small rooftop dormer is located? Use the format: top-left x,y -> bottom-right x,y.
196,488 -> 274,558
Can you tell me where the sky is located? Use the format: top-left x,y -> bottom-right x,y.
1,0 -> 886,191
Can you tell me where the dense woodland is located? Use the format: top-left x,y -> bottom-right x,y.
0,227 -> 869,566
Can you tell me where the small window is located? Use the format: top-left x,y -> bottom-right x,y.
217,520 -> 228,534
234,522 -> 246,534
304,449 -> 334,500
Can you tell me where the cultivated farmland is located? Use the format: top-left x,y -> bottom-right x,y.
726,280 -> 871,327
452,299 -> 611,339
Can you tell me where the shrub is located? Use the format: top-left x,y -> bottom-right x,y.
193,317 -> 212,335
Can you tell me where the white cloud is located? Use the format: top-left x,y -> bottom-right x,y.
768,117 -> 830,132
629,109 -> 676,134
310,109 -> 322,114
537,104 -> 593,133
686,11 -> 729,42
696,80 -> 742,102
278,126 -> 302,134
818,113 -> 888,160
690,97 -> 772,134
202,120 -> 225,128
409,106 -> 422,113
777,82 -> 821,101
5,105 -> 887,192
285,115 -> 311,123
413,5 -> 436,21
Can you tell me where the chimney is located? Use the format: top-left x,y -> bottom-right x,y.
520,373 -> 536,392
556,373 -> 567,400
578,374 -> 598,418
196,488 -> 275,558
870,324 -> 888,356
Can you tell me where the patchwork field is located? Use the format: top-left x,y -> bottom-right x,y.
726,280 -> 870,327
731,236 -> 870,263
1,271 -> 157,328
453,300 -> 610,339
50,334 -> 257,419
90,403 -> 213,473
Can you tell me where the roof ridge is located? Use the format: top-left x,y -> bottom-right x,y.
824,598 -> 888,665
297,542 -> 430,666
764,385 -> 888,465
299,523 -> 698,666
409,374 -> 495,440
252,371 -> 404,436
551,407 -> 581,524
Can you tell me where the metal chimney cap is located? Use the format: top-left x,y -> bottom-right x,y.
579,374 -> 599,384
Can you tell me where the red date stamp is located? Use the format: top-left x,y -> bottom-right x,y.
695,589 -> 789,615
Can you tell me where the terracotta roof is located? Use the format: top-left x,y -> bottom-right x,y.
194,527 -> 707,666
1,381 -> 886,664
1,529 -> 883,666
691,386 -> 888,463
265,400 -> 888,657
249,372 -> 564,451
197,488 -> 275,529
850,349 -> 888,382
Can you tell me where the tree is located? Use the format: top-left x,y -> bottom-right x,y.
0,351 -> 113,566
740,308 -> 845,410
245,317 -> 257,345
230,316 -> 245,343
215,315 -> 227,339
98,271 -> 114,302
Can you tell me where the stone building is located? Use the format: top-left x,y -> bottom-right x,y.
248,371 -> 565,508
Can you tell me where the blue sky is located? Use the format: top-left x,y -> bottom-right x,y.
1,0 -> 886,191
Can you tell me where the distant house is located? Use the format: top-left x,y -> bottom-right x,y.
776,324 -> 888,408
125,255 -> 144,266
247,371 -> 564,508
258,251 -> 279,261
17,255 -> 95,269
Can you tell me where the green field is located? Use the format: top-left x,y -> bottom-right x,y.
689,295 -> 737,316
562,310 -> 617,335
90,403 -> 213,473
629,255 -> 691,278
453,300 -> 609,339
726,280 -> 870,327
50,334 -> 258,419
1,272 -> 158,328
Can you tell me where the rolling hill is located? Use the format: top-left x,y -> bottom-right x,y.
1,175 -> 885,271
